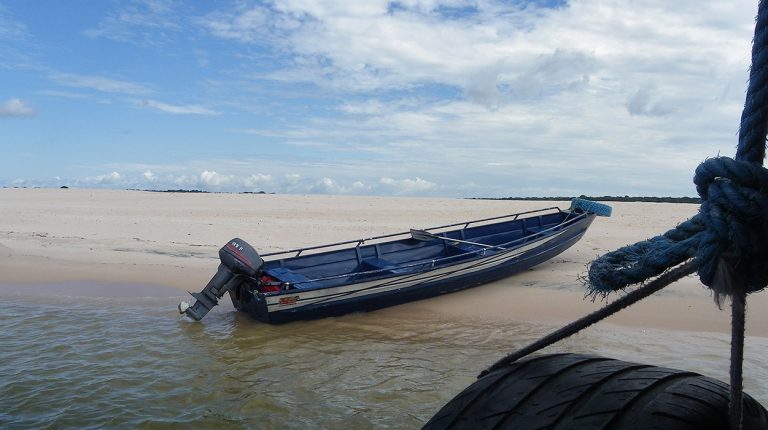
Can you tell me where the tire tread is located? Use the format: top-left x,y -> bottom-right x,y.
422,353 -> 768,430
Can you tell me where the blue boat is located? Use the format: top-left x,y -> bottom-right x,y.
178,198 -> 610,323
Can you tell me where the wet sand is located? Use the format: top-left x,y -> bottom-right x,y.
1,188 -> 766,336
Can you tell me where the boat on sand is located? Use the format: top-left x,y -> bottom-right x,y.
178,198 -> 610,323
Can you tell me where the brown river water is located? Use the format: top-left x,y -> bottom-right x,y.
1,282 -> 766,429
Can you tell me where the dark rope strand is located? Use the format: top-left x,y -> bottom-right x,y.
479,260 -> 698,377
737,0 -> 768,163
728,2 -> 768,427
485,3 -> 767,423
729,287 -> 747,430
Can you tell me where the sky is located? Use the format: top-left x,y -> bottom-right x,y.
0,0 -> 760,197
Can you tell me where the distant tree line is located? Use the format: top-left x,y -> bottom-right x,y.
474,195 -> 700,204
136,189 -> 269,194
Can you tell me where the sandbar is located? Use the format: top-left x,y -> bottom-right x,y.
1,188 -> 766,336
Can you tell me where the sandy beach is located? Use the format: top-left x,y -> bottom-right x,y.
1,187 -> 766,336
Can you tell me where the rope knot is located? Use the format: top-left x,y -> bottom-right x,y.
585,156 -> 768,299
693,156 -> 768,298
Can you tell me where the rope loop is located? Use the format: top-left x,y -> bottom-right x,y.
586,156 -> 768,299
693,156 -> 768,299
585,217 -> 702,295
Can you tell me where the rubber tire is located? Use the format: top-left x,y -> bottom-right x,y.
571,198 -> 612,217
423,353 -> 768,430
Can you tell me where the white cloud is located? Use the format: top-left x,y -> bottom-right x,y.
191,0 -> 755,196
379,176 -> 436,194
243,173 -> 272,188
50,73 -> 151,95
351,181 -> 369,191
0,98 -> 35,117
36,90 -> 92,100
199,1 -> 606,96
199,170 -> 231,187
90,171 -> 123,185
310,177 -> 345,194
46,161 -> 438,195
197,7 -> 270,43
141,99 -> 221,115
0,6 -> 27,40
3,1 -> 760,198
172,174 -> 198,188
284,173 -> 302,184
196,0 -> 754,117
84,0 -> 181,46
626,81 -> 674,117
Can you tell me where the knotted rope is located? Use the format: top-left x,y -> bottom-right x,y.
588,155 -> 768,302
484,2 -> 768,428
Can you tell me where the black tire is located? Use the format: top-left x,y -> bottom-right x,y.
570,198 -> 612,217
423,353 -> 768,430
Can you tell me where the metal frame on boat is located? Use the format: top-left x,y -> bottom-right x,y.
178,198 -> 610,323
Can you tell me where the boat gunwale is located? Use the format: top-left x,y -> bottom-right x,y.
253,216 -> 593,313
258,209 -> 589,292
260,205 -> 567,259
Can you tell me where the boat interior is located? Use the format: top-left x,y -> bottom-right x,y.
253,208 -> 583,292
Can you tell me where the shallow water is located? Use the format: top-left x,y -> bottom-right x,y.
1,284 -> 766,429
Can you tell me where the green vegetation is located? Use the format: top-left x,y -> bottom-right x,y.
475,195 -> 700,204
137,189 -> 269,194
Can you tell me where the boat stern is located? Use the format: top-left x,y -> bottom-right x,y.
178,238 -> 264,321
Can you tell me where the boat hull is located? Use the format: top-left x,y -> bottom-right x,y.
232,213 -> 595,324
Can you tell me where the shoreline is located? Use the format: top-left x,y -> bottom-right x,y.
2,277 -> 764,338
2,188 -> 766,336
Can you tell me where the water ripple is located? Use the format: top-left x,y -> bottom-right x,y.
1,288 -> 766,429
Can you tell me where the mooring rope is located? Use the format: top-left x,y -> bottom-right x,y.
731,285 -> 747,429
479,260 -> 698,377
484,2 -> 768,428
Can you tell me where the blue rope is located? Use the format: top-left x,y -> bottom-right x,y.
587,154 -> 768,301
583,3 -> 768,429
484,7 -> 766,428
480,5 -> 768,430
586,1 -> 768,300
739,0 -> 768,163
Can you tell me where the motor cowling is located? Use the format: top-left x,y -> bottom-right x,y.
178,238 -> 264,321
219,238 -> 263,277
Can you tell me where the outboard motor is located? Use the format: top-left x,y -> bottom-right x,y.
178,238 -> 264,321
